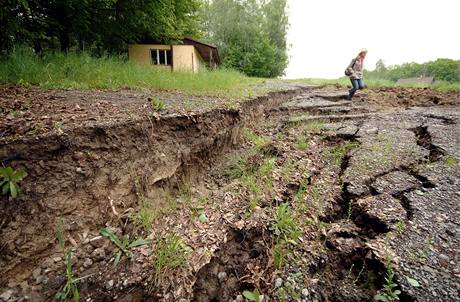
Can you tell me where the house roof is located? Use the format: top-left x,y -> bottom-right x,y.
182,37 -> 220,66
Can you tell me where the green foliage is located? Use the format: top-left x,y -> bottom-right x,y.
243,288 -> 264,302
1,0 -> 203,52
271,203 -> 301,242
152,234 -> 193,286
55,222 -> 79,302
366,58 -> 460,83
242,173 -> 262,210
405,276 -> 420,288
244,129 -> 273,152
445,155 -> 458,167
0,166 -> 27,199
273,241 -> 289,269
203,0 -> 289,77
150,97 -> 166,111
327,141 -> 360,166
374,258 -> 401,302
0,46 -> 257,97
133,202 -> 155,231
100,228 -> 151,266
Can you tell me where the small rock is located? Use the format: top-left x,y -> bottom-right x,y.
32,268 -> 42,279
66,221 -> 79,232
35,275 -> 45,285
439,254 -> 450,262
91,247 -> 106,261
53,257 -> 62,263
89,236 -> 105,248
301,288 -> 309,298
275,278 -> 283,288
0,290 -> 12,301
83,258 -> 93,268
234,295 -> 244,302
217,272 -> 227,281
106,280 -> 114,289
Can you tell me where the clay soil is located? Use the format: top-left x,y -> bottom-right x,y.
0,84 -> 459,302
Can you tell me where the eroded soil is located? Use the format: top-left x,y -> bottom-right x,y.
0,84 -> 459,302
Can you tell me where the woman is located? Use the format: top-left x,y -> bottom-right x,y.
345,49 -> 367,100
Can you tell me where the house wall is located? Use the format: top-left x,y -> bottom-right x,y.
171,45 -> 193,71
193,47 -> 206,72
128,44 -> 206,72
128,44 -> 171,70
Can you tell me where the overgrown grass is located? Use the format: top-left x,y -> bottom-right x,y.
0,46 -> 261,97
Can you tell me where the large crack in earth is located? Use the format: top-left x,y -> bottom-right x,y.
1,86 -> 459,301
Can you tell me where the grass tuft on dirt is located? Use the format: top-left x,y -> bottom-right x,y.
0,46 -> 262,97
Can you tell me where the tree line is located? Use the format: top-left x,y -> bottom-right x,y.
0,0 -> 289,77
366,58 -> 460,82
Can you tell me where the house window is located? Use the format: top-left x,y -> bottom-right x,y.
151,49 -> 171,65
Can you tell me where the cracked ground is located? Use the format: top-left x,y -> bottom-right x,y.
1,86 -> 459,301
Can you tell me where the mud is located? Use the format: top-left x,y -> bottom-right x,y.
1,85 -> 459,301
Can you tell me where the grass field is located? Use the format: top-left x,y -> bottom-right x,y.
1,47 -> 459,95
288,76 -> 460,91
0,47 -> 263,97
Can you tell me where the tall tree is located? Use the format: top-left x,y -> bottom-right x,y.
0,0 -> 204,53
203,0 -> 289,77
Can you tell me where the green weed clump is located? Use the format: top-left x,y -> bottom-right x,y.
271,203 -> 301,243
152,234 -> 192,286
55,223 -> 80,302
0,166 -> 27,199
100,228 -> 151,266
327,141 -> 360,166
0,46 -> 259,97
374,259 -> 401,302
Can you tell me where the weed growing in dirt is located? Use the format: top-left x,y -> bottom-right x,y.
346,200 -> 354,220
0,166 -> 27,199
149,97 -> 166,111
179,175 -> 193,205
191,196 -> 209,223
302,121 -> 325,134
327,141 -> 360,166
244,129 -> 273,153
418,237 -> 433,260
296,136 -> 309,151
133,202 -> 155,231
55,223 -> 80,302
227,154 -> 248,179
395,221 -> 406,235
273,241 -> 289,269
272,203 -> 301,243
152,234 -> 193,286
445,155 -> 458,167
374,257 -> 401,302
242,174 -> 262,210
100,228 -> 151,266
242,288 -> 264,302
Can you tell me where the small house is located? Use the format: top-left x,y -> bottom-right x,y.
128,37 -> 219,72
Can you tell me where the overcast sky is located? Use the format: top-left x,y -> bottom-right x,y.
285,0 -> 460,79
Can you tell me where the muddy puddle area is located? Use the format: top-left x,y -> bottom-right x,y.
1,85 -> 459,301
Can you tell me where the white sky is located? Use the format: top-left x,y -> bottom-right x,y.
285,0 -> 460,79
